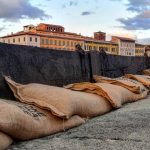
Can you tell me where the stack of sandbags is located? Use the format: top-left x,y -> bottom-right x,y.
93,75 -> 146,94
143,69 -> 150,76
2,74 -> 149,148
65,82 -> 149,109
4,76 -> 112,120
125,74 -> 150,89
0,99 -> 85,141
0,132 -> 13,150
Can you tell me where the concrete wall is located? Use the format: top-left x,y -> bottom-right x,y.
0,43 -> 149,99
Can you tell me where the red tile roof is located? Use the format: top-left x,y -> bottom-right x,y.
112,36 -> 135,42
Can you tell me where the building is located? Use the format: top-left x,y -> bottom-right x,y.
0,23 -> 119,54
145,45 -> 150,57
1,24 -> 85,51
111,36 -> 135,56
135,43 -> 145,56
84,37 -> 118,55
1,25 -> 40,47
94,31 -> 106,41
1,23 -> 145,57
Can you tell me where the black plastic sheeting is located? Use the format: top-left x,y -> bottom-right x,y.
0,43 -> 149,99
90,51 -> 150,78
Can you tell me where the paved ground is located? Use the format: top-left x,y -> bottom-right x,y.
8,95 -> 150,150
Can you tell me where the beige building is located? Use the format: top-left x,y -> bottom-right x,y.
1,27 -> 40,47
135,43 -> 145,56
112,36 -> 135,56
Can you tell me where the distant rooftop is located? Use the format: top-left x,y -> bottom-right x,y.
112,36 -> 135,42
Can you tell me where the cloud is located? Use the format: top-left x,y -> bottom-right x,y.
0,26 -> 5,31
62,4 -> 66,9
62,1 -> 78,9
118,15 -> 150,30
0,0 -> 50,21
109,0 -> 121,1
116,0 -> 150,30
69,1 -> 78,6
81,11 -> 95,16
126,0 -> 150,12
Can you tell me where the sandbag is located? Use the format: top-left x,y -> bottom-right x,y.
0,99 -> 85,140
93,75 -> 146,94
143,69 -> 150,76
65,82 -> 149,108
4,77 -> 112,119
125,74 -> 150,89
0,132 -> 13,150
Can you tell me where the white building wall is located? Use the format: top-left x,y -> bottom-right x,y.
26,35 -> 40,47
119,41 -> 135,56
118,40 -> 121,55
0,34 -> 40,47
1,35 -> 26,45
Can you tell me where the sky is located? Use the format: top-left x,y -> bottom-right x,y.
0,0 -> 150,39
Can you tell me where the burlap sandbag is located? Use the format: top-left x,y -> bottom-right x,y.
0,99 -> 85,140
93,75 -> 146,94
4,77 -> 112,119
125,74 -> 150,89
65,82 -> 149,108
0,132 -> 13,150
143,69 -> 150,76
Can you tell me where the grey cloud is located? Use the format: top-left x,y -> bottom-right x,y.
62,1 -> 78,9
126,0 -> 150,12
115,0 -> 150,30
118,10 -> 150,30
0,0 -> 51,21
81,11 -> 95,16
69,1 -> 78,6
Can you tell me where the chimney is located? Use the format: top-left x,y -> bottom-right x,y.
94,31 -> 106,41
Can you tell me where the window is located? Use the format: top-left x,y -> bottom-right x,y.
35,38 -> 37,42
54,40 -> 57,45
13,38 -> 15,43
63,41 -> 65,46
94,46 -> 97,50
18,38 -> 20,42
46,39 -> 49,45
67,41 -> 69,46
89,46 -> 92,50
41,38 -> 44,45
50,39 -> 53,45
59,40 -> 61,46
30,37 -> 32,42
24,37 -> 26,42
112,48 -> 115,52
105,48 -> 108,51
